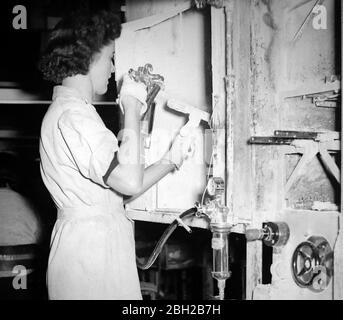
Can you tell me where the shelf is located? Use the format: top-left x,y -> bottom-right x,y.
280,80 -> 341,99
126,209 -> 249,234
126,208 -> 210,230
284,208 -> 340,216
0,88 -> 116,106
0,100 -> 116,105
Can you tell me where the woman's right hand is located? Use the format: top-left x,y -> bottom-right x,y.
119,74 -> 148,115
162,132 -> 196,170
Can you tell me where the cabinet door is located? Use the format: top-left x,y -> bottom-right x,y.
115,7 -> 211,211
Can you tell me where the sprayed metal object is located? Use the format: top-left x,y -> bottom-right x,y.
128,63 -> 164,106
128,64 -> 165,148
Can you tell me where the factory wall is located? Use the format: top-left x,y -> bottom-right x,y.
233,0 -> 340,299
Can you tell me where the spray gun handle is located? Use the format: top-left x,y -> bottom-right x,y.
179,126 -> 197,159
179,114 -> 201,157
166,98 -> 210,158
167,98 -> 210,124
180,119 -> 199,137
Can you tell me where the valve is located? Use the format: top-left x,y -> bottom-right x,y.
199,176 -> 232,300
292,236 -> 333,292
245,221 -> 290,247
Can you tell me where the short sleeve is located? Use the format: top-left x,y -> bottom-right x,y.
58,108 -> 119,188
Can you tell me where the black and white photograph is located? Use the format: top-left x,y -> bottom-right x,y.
0,0 -> 342,306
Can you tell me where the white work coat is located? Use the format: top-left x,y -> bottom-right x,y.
39,86 -> 142,300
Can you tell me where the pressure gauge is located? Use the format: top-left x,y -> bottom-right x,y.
207,177 -> 225,197
207,177 -> 216,196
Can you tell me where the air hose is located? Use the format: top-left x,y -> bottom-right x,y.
136,207 -> 198,270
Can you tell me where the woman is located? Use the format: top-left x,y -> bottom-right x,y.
39,10 -> 190,300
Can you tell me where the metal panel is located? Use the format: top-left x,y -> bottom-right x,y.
115,5 -> 211,211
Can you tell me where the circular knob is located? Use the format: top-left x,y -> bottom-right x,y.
263,222 -> 290,247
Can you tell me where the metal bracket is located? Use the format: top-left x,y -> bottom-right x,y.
286,139 -> 340,192
249,136 -> 293,145
275,130 -> 320,140
249,130 -> 341,193
280,80 -> 341,100
248,130 -> 336,145
313,92 -> 339,104
314,101 -> 338,108
285,140 -> 320,193
318,144 -> 341,184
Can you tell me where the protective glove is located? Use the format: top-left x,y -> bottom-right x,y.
162,131 -> 196,170
118,74 -> 148,115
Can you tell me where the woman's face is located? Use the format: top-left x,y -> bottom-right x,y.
89,41 -> 115,95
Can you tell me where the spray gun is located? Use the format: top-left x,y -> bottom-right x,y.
166,99 -> 210,157
127,64 -> 165,148
167,99 -> 210,135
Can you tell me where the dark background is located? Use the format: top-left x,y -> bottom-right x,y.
0,1 -> 125,300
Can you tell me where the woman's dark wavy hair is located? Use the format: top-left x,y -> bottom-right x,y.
39,10 -> 121,84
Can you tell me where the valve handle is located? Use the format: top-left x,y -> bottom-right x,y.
291,236 -> 333,292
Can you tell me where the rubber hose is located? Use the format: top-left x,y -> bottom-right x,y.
136,207 -> 198,270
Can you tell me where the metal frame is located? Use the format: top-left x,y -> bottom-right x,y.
333,2 -> 343,301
